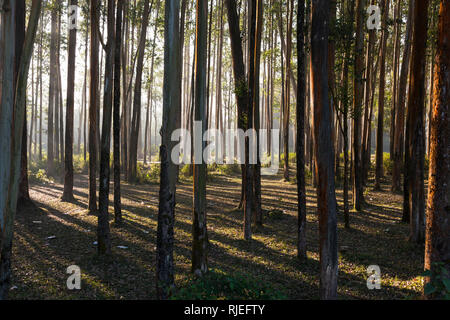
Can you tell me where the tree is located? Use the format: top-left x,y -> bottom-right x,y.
296,0 -> 307,260
374,0 -> 390,190
17,0 -> 32,208
97,0 -> 116,255
338,0 -> 355,228
352,0 -> 365,211
405,0 -> 429,243
89,0 -> 100,214
113,0 -> 124,224
424,0 -> 450,299
225,0 -> 253,240
310,0 -> 338,299
390,0 -> 401,160
47,4 -> 58,177
62,0 -> 79,202
392,0 -> 414,194
128,0 -> 152,182
192,0 -> 208,277
0,0 -> 42,299
157,0 -> 181,300
281,0 -> 294,182
252,0 -> 263,226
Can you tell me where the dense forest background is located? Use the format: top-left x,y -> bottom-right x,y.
0,0 -> 448,300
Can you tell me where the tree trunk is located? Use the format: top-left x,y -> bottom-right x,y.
62,0 -> 78,202
352,0 -> 365,211
296,0 -> 307,260
252,0 -> 263,226
89,0 -> 100,214
113,0 -> 123,224
225,0 -> 253,240
374,0 -> 390,189
0,0 -> 41,299
390,0 -> 401,160
392,0 -> 414,194
424,0 -> 450,299
129,0 -> 152,182
310,0 -> 338,299
97,0 -> 115,255
47,6 -> 58,177
405,0 -> 428,244
192,0 -> 208,277
157,0 -> 181,299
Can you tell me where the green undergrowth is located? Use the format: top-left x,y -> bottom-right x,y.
171,268 -> 287,300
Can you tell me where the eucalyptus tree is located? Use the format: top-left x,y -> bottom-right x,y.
62,0 -> 79,202
97,0 -> 116,255
352,0 -> 365,211
113,0 -> 124,224
129,0 -> 152,182
405,0 -> 429,243
310,0 -> 338,299
157,0 -> 181,300
425,0 -> 450,299
225,0 -> 253,240
0,0 -> 42,299
192,0 -> 208,277
296,0 -> 307,260
89,0 -> 100,213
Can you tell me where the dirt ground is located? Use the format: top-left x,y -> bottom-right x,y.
10,167 -> 425,299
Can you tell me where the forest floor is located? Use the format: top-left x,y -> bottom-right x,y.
10,164 -> 425,300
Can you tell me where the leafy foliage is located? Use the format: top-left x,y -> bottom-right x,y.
383,152 -> 393,176
171,268 -> 286,300
422,263 -> 450,299
136,163 -> 160,184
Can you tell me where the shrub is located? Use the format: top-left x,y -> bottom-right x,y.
180,164 -> 192,178
29,169 -> 53,184
136,163 -> 160,184
280,152 -> 296,167
383,152 -> 393,176
422,262 -> 450,300
73,154 -> 89,174
170,268 -> 286,300
305,167 -> 312,180
205,163 -> 241,177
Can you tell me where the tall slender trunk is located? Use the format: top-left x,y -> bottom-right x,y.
0,0 -> 41,299
98,0 -> 115,255
352,0 -> 365,211
374,0 -> 390,189
17,0 -> 31,207
424,0 -> 450,299
128,0 -> 151,182
47,7 -> 58,177
252,0 -> 263,226
296,0 -> 307,260
39,21 -> 43,161
311,0 -> 338,299
62,0 -> 78,202
113,0 -> 123,224
405,0 -> 428,244
157,0 -> 181,300
192,0 -> 208,277
392,0 -> 414,194
390,0 -> 401,159
225,0 -> 253,239
89,0 -> 100,213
